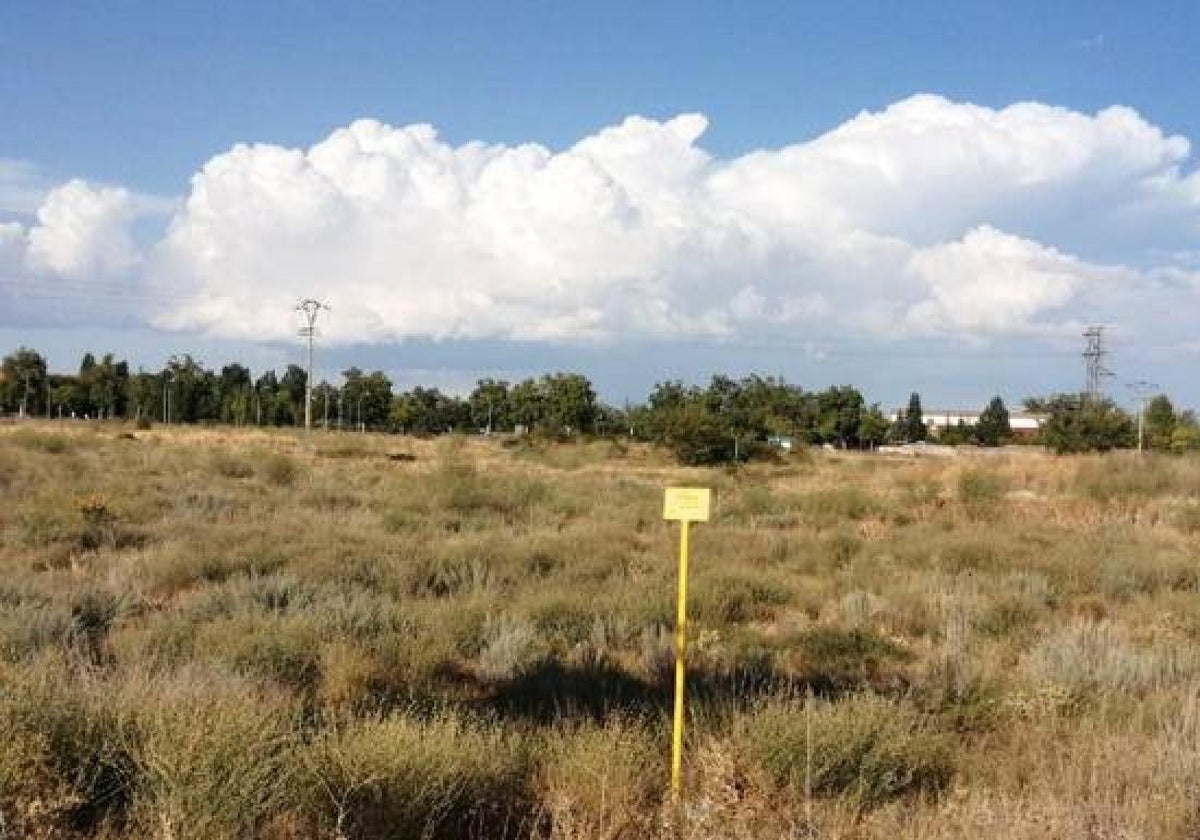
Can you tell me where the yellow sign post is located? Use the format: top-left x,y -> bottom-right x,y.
663,487 -> 711,800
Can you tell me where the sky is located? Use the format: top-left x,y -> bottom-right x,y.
3,0 -> 1200,409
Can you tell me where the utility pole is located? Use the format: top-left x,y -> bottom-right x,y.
1082,325 -> 1112,403
1125,380 -> 1159,454
296,298 -> 330,433
162,372 -> 171,424
45,379 -> 51,420
19,372 -> 31,419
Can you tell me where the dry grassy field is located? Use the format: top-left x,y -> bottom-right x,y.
4,421 -> 1200,839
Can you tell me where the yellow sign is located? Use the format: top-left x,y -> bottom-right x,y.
663,487 -> 711,522
663,487 -> 711,801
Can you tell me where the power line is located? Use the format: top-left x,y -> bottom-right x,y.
1082,325 -> 1113,402
295,298 -> 330,434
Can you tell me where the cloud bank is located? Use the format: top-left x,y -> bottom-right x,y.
5,94 -> 1200,347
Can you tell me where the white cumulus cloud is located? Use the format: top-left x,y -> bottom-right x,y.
903,226 -> 1107,335
26,180 -> 140,279
6,94 -> 1200,348
146,94 -> 1200,346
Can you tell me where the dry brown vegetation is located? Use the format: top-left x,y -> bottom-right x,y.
3,421 -> 1200,839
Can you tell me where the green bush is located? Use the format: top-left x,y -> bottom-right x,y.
743,694 -> 953,809
1039,395 -> 1134,454
659,404 -> 737,465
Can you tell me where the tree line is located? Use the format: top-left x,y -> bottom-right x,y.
2,346 -> 1198,460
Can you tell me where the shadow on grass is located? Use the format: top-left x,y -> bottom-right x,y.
476,655 -> 796,724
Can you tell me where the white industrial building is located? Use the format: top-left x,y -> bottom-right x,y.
888,409 -> 1046,436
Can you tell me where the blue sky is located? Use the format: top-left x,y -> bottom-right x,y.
3,1 -> 1200,409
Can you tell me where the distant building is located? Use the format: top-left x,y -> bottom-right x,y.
888,409 -> 1046,438
766,434 -> 795,451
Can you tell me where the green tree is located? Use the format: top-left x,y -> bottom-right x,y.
508,379 -> 543,431
164,355 -> 218,423
856,404 -> 891,449
127,370 -> 160,421
280,365 -> 308,424
1169,413 -> 1200,453
1,347 -> 48,417
254,371 -> 283,425
311,381 -> 339,429
469,379 -> 511,433
974,396 -> 1011,446
218,364 -> 253,424
901,392 -> 927,442
660,402 -> 737,465
391,386 -> 467,434
1143,395 -> 1176,451
358,371 -> 394,430
539,373 -> 597,435
816,385 -> 865,448
1039,394 -> 1134,454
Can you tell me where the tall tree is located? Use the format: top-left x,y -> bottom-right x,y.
816,385 -> 865,448
1144,395 -> 1177,451
857,404 -> 891,449
540,373 -> 597,435
469,379 -> 511,433
0,347 -> 48,417
974,396 -> 1012,446
902,392 -> 927,442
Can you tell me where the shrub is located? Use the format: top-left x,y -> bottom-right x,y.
215,624 -> 323,694
1025,620 -> 1199,696
538,720 -> 664,839
208,451 -> 254,479
1073,456 -> 1189,502
68,588 -> 124,665
260,452 -> 299,486
302,713 -> 533,840
742,693 -> 953,809
477,617 -> 545,682
691,572 -> 793,625
797,486 -> 881,525
124,672 -> 302,840
0,662 -> 136,833
956,467 -> 1007,510
784,626 -> 912,692
9,429 -> 73,454
0,587 -> 70,662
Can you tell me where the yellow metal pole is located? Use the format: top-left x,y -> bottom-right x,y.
671,518 -> 690,800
